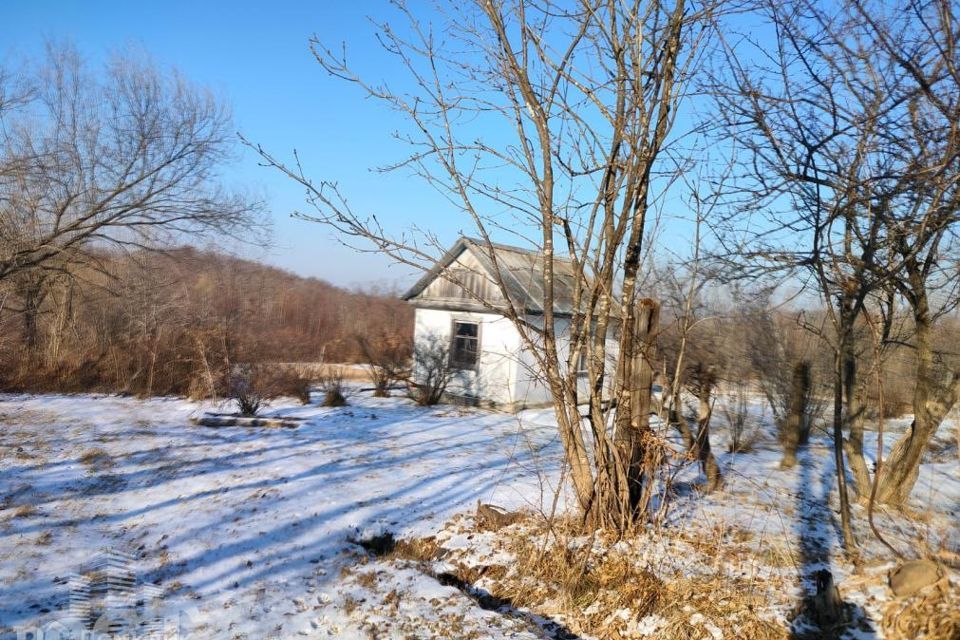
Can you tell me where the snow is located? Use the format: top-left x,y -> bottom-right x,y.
0,391 -> 563,639
1,389 -> 957,639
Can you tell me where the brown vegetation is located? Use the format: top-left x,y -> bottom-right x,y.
0,248 -> 412,397
387,515 -> 790,640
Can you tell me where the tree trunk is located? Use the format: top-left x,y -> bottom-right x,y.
780,360 -> 810,469
18,277 -> 46,352
832,344 -> 856,550
843,352 -> 872,498
608,298 -> 659,525
663,385 -> 696,450
694,380 -> 722,492
875,304 -> 960,505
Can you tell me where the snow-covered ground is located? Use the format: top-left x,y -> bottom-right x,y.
0,389 -> 957,639
0,392 -> 565,639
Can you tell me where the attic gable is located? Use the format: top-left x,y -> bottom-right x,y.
402,237 -> 579,316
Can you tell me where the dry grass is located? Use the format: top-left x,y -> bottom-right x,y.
12,504 -> 37,518
285,363 -> 373,383
882,584 -> 960,640
342,595 -> 361,616
500,524 -> 786,639
392,516 -> 791,640
390,536 -> 442,563
78,447 -> 112,469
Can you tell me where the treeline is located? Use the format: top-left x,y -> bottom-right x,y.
0,247 -> 413,396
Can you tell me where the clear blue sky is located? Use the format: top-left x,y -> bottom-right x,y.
0,0 -> 467,288
2,1 -> 738,290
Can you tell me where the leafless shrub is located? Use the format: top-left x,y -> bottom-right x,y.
408,334 -> 456,407
228,363 -> 314,414
356,332 -> 412,397
722,382 -> 757,453
257,367 -> 312,405
230,365 -> 263,416
318,366 -> 347,407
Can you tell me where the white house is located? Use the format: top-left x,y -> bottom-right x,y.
402,237 -> 618,411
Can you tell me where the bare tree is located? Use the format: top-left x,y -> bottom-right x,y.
849,0 -> 960,506
0,43 -> 261,285
249,0 -> 721,532
712,0 -> 960,550
743,306 -> 824,467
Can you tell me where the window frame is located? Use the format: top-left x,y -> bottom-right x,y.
576,349 -> 589,377
449,318 -> 481,372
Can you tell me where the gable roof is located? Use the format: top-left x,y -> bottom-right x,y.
402,237 -> 580,316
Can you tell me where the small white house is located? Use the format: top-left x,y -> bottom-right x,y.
402,237 -> 617,411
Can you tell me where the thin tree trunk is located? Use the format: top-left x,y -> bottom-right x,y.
628,300 -> 659,510
695,382 -> 722,492
833,345 -> 856,550
607,298 -> 659,526
844,351 -> 872,498
664,385 -> 696,450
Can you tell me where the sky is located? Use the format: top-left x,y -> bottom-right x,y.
0,0 -> 468,288
1,1 -> 731,290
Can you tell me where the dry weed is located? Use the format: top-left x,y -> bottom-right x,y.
882,583 -> 960,640
390,536 -> 442,563
420,516 -> 792,639
79,448 -> 112,469
13,504 -> 37,518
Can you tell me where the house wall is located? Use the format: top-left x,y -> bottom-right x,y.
512,317 -> 620,408
409,245 -> 621,411
412,306 -> 621,411
412,307 -> 521,408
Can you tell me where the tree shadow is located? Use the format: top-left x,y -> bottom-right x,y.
0,393 -> 565,635
348,531 -> 583,640
789,447 -> 877,639
434,570 -> 583,640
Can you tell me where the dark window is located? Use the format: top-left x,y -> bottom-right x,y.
451,321 -> 479,369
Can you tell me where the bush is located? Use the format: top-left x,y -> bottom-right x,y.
356,332 -> 412,397
721,382 -> 758,453
230,366 -> 263,416
318,366 -> 348,407
257,367 -> 312,405
228,364 -> 313,415
408,333 -> 457,406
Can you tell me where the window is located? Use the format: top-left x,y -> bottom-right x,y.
450,321 -> 479,370
577,350 -> 589,376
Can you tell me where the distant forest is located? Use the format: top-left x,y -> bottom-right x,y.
0,247 -> 413,396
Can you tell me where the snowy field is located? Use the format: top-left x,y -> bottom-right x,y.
0,391 -> 566,639
0,389 -> 957,639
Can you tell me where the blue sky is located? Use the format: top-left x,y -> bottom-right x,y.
1,0 -> 464,288
1,1 -> 730,289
